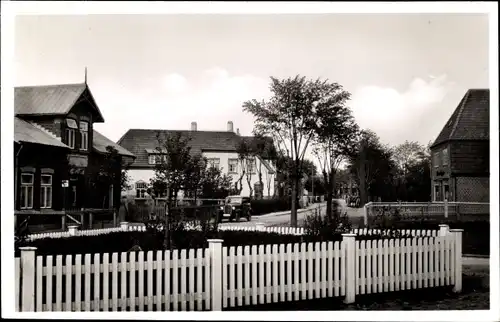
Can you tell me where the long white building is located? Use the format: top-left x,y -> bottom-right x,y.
117,121 -> 276,200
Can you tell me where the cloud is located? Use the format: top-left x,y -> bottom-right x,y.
350,74 -> 453,145
92,68 -> 270,141
162,73 -> 188,94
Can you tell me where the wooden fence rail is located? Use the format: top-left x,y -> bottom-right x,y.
15,225 -> 463,312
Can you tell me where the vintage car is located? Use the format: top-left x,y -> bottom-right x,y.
218,195 -> 252,222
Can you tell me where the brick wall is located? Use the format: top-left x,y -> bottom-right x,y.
456,176 -> 489,202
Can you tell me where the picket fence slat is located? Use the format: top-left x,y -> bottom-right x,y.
15,258 -> 21,312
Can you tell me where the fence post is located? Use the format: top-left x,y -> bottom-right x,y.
68,225 -> 79,236
450,229 -> 463,293
120,222 -> 129,231
20,246 -> 37,312
207,239 -> 223,311
444,199 -> 449,218
255,222 -> 266,232
438,224 -> 449,237
342,233 -> 356,304
363,202 -> 370,227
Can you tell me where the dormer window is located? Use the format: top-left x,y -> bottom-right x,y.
80,121 -> 89,151
148,154 -> 167,165
65,118 -> 78,149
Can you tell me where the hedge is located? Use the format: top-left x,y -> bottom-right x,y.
250,198 -> 298,216
17,229 -> 415,257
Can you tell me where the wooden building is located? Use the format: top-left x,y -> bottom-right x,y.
430,88 -> 489,202
14,82 -> 135,231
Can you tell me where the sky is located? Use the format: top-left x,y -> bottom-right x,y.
14,14 -> 489,148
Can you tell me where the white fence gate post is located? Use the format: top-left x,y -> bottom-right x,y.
120,222 -> 129,231
342,233 -> 356,304
20,246 -> 37,312
68,225 -> 79,236
363,203 -> 370,227
439,224 -> 449,237
208,239 -> 223,311
450,229 -> 463,293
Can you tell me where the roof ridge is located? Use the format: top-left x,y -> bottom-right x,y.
30,121 -> 62,141
15,82 -> 86,89
449,89 -> 471,139
127,128 -> 241,134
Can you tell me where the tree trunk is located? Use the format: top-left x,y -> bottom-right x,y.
359,164 -> 367,206
290,179 -> 298,227
164,187 -> 171,250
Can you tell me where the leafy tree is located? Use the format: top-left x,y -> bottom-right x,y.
312,82 -> 359,218
348,130 -> 395,205
149,132 -> 194,249
392,140 -> 426,178
95,145 -> 131,209
199,165 -> 233,199
244,76 -> 332,226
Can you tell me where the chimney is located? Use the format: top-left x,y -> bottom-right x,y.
227,121 -> 234,132
191,122 -> 197,131
236,128 -> 240,136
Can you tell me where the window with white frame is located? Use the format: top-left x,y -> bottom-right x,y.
247,158 -> 256,174
80,121 -> 89,151
40,174 -> 53,208
442,148 -> 449,166
136,181 -> 148,198
228,159 -> 238,173
20,173 -> 34,209
148,154 -> 167,165
207,158 -> 220,170
66,118 -> 78,149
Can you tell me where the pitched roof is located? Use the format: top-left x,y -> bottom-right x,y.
431,89 -> 489,148
14,83 -> 105,122
117,129 -> 274,167
14,117 -> 70,149
93,130 -> 136,158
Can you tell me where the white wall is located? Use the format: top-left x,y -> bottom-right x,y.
203,151 -> 275,197
123,152 -> 275,198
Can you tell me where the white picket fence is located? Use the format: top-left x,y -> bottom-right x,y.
363,201 -> 490,226
15,224 -> 463,312
26,222 -> 441,241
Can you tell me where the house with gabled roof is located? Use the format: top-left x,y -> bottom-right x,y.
430,88 -> 489,203
117,121 -> 276,200
14,82 -> 135,229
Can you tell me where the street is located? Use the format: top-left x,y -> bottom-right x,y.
219,201 -> 366,227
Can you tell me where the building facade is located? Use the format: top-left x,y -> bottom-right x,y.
14,83 -> 135,217
430,88 -> 489,202
117,121 -> 276,201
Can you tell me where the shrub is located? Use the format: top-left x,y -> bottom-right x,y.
303,200 -> 353,241
250,198 -> 298,216
367,206 -> 490,255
